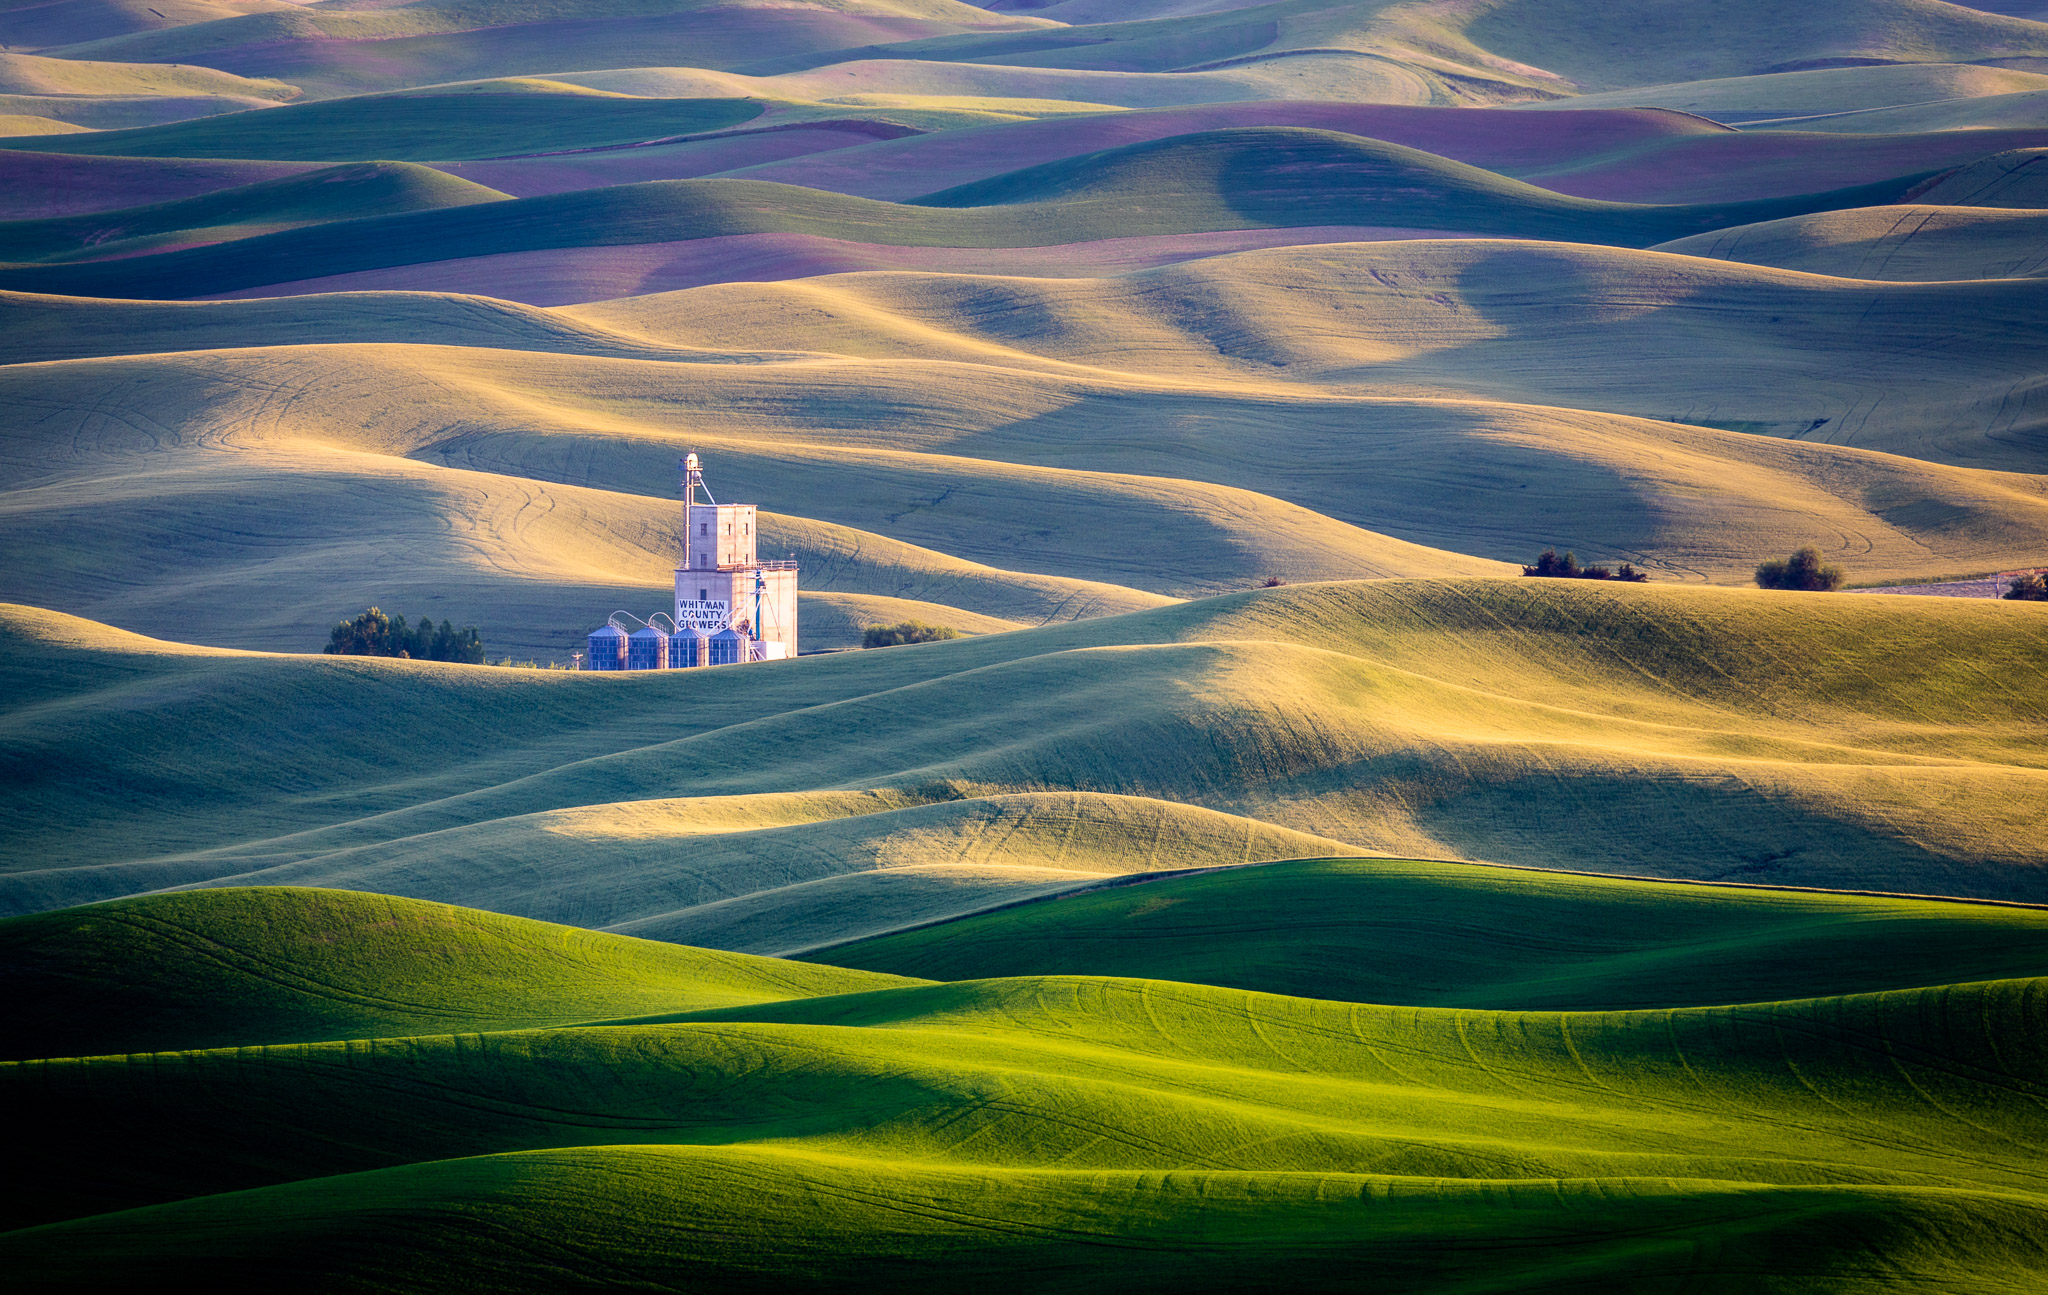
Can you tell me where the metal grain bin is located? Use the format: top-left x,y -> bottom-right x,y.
586,624 -> 626,671
626,625 -> 669,671
670,626 -> 709,668
709,626 -> 747,666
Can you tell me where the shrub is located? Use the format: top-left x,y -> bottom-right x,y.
2006,573 -> 2048,602
1754,547 -> 1845,592
1260,576 -> 1288,588
1522,550 -> 1650,582
325,607 -> 486,663
862,621 -> 962,649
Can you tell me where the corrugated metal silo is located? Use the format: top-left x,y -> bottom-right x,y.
587,624 -> 626,671
626,625 -> 669,670
670,626 -> 709,668
709,626 -> 747,666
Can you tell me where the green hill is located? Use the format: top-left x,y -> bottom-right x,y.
0,889 -> 2042,1288
811,856 -> 2048,1007
0,886 -> 914,1060
0,162 -> 509,264
0,90 -> 762,161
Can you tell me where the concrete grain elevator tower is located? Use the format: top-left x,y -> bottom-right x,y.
675,452 -> 797,660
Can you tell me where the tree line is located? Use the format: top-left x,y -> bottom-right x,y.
1522,549 -> 1649,582
325,607 -> 486,663
1520,545 -> 1857,591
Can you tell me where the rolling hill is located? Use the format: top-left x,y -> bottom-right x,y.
1912,146 -> 2048,207
813,856 -> 2048,1005
1522,63 -> 2048,121
0,149 -> 317,219
1,888 -> 2044,1290
6,0 -> 2048,1283
721,103 -> 2048,206
0,128 -> 1936,299
0,89 -> 764,160
5,230 -> 2047,680
1,886 -> 915,1060
48,0 -> 1057,99
0,0 -> 299,53
4,574 -> 2045,932
0,162 -> 509,264
1657,204 -> 2048,281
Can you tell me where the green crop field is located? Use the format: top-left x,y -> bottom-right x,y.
0,91 -> 764,160
812,856 -> 2048,1006
4,0 -> 2048,1283
3,888 -> 2046,1290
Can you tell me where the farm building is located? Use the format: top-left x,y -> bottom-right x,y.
584,453 -> 797,669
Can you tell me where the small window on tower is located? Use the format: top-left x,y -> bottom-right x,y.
699,522 -> 707,536
699,589 -> 707,601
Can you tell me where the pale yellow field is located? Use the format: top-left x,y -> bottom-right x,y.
5,235 -> 2044,663
1659,204 -> 2048,281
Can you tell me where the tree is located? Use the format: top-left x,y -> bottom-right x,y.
2006,573 -> 2048,602
1524,548 -> 1581,578
326,607 -> 394,656
862,621 -> 962,648
325,606 -> 486,661
1755,547 -> 1845,592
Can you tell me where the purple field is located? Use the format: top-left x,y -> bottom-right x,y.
726,103 -> 1728,199
438,121 -> 920,197
0,149 -> 314,218
199,226 -> 1497,303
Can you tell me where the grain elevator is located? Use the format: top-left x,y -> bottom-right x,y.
583,452 -> 797,669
